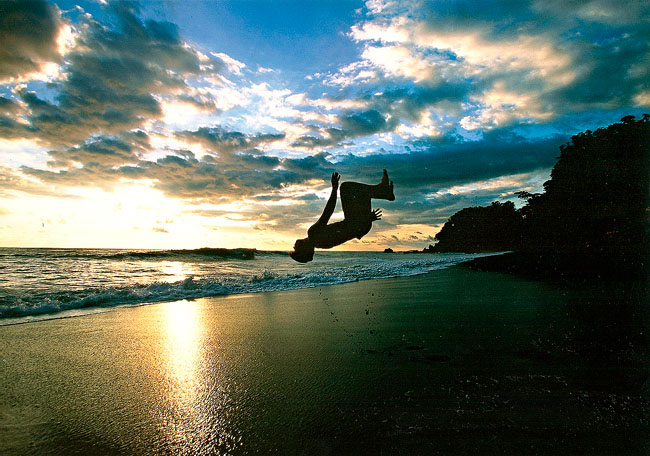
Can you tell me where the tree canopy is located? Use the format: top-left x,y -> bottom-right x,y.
432,115 -> 649,261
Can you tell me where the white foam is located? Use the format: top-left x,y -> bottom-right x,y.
0,250 -> 494,325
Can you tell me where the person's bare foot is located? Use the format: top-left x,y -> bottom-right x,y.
381,169 -> 389,185
378,169 -> 395,201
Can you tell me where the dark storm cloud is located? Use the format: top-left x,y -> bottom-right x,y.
0,96 -> 36,139
0,116 -> 30,139
0,97 -> 20,114
417,0 -> 649,41
291,110 -> 390,149
20,141 -> 328,200
291,108 -> 403,149
0,0 -> 63,80
368,83 -> 469,122
1,0 -> 206,148
128,151 -> 326,200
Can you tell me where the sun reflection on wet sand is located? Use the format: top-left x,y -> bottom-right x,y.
158,300 -> 241,455
164,300 -> 202,406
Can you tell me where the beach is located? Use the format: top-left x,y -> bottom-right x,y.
1,266 -> 648,455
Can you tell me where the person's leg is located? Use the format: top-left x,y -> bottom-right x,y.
340,181 -> 373,239
340,182 -> 372,221
339,170 -> 394,240
340,170 -> 394,219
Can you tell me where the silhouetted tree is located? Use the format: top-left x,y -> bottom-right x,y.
432,115 -> 649,268
433,201 -> 522,252
523,115 -> 649,256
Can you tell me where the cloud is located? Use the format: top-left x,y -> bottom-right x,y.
339,109 -> 392,137
0,164 -> 80,198
45,130 -> 150,168
17,116 -> 561,234
336,0 -> 650,131
0,0 -> 63,81
14,122 -> 561,247
331,129 -> 561,194
211,52 -> 246,75
176,127 -> 285,160
361,45 -> 438,82
0,0 -> 207,148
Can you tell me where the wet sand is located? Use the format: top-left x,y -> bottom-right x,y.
1,266 -> 648,455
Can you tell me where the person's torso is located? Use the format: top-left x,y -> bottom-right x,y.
308,220 -> 357,249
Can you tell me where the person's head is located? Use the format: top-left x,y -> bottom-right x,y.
289,237 -> 315,263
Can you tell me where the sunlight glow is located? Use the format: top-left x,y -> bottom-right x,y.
427,175 -> 532,198
159,300 -> 213,447
164,300 -> 202,398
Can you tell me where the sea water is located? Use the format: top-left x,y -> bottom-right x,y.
0,248 -> 492,324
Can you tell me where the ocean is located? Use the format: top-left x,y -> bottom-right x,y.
2,248 -> 647,455
0,247 -> 491,325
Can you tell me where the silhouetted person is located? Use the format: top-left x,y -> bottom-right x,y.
290,170 -> 395,263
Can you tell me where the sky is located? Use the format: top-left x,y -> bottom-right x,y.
0,0 -> 648,251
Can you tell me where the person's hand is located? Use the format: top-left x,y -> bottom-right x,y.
370,208 -> 382,221
331,172 -> 340,189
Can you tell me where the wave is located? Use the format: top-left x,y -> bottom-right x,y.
0,247 -> 262,261
0,254 -> 485,323
108,247 -> 258,261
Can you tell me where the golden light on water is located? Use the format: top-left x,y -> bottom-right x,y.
159,261 -> 196,283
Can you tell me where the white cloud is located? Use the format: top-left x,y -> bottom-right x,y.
394,109 -> 442,138
211,52 -> 246,75
634,90 -> 650,107
361,45 -> 436,82
460,82 -> 554,130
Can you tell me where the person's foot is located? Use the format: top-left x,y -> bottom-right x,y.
381,169 -> 389,185
378,169 -> 395,201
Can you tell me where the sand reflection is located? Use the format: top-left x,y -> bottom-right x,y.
164,300 -> 202,405
159,300 -> 210,452
160,299 -> 240,454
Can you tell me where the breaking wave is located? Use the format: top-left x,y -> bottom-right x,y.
0,249 -> 495,324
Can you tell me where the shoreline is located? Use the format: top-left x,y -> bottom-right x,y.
1,265 -> 648,455
0,254 -> 496,327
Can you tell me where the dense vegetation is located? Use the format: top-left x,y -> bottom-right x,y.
432,201 -> 522,252
432,115 -> 649,275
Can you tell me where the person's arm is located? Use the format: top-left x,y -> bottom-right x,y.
315,172 -> 340,226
